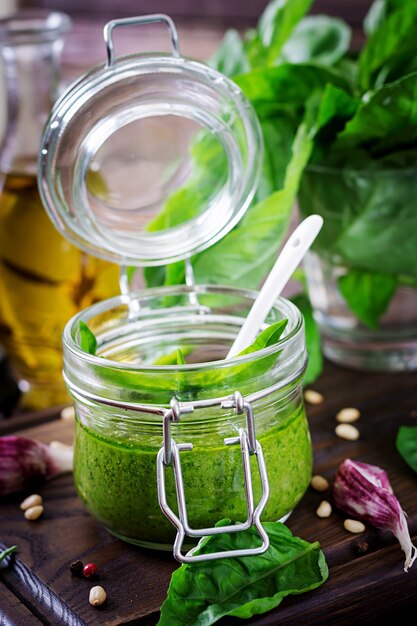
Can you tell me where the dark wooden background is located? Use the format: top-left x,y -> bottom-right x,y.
15,0 -> 374,80
20,0 -> 374,30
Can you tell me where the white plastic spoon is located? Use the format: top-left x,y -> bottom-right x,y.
226,214 -> 323,358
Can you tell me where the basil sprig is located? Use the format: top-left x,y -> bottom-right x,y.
157,520 -> 328,626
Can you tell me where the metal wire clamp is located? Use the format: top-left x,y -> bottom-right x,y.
156,392 -> 270,563
103,13 -> 180,68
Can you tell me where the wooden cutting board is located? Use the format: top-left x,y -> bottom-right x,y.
1,359 -> 417,626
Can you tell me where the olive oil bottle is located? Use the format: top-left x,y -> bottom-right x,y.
0,12 -> 119,410
0,172 -> 119,409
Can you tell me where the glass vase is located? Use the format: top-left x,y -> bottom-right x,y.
299,164 -> 417,371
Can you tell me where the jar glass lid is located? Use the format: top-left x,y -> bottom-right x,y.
38,15 -> 263,267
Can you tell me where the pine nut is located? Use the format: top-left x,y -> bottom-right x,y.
336,407 -> 361,423
24,505 -> 44,521
20,494 -> 42,510
60,405 -> 75,421
344,519 -> 365,534
304,390 -> 324,405
316,500 -> 332,518
89,585 -> 107,607
335,423 -> 360,441
310,475 -> 329,492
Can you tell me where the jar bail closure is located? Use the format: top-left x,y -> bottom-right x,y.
104,13 -> 180,66
157,391 -> 270,563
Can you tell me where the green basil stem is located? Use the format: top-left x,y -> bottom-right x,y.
0,545 -> 17,563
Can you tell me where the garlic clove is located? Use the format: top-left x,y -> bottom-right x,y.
48,441 -> 73,473
333,458 -> 417,572
0,436 -> 73,496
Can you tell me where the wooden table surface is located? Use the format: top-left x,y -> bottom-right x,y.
1,15 -> 417,626
1,359 -> 417,626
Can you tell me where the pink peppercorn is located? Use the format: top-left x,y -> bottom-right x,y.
83,563 -> 98,578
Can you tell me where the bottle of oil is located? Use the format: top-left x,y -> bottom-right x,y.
0,11 -> 120,411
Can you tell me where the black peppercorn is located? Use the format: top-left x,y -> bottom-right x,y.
69,559 -> 84,577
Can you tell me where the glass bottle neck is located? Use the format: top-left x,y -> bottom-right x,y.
0,11 -> 71,174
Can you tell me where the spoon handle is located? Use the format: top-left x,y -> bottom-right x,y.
226,214 -> 323,358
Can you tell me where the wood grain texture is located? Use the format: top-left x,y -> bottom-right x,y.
0,583 -> 43,626
0,406 -> 68,436
19,0 -> 374,29
1,360 -> 417,625
0,544 -> 87,626
17,0 -> 372,54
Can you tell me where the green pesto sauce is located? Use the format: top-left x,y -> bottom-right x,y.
73,403 -> 312,548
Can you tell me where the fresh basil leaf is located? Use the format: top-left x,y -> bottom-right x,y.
157,520 -> 328,626
164,260 -> 186,289
146,131 -> 228,235
311,84 -> 358,133
143,264 -> 166,288
363,0 -> 387,36
235,63 -> 349,115
145,68 -> 348,296
358,3 -> 417,90
208,28 -> 250,77
237,319 -> 288,357
333,57 -> 359,91
258,0 -> 314,65
332,72 -> 417,157
280,15 -> 351,66
299,162 -> 417,278
82,319 -> 289,403
291,293 -> 322,385
243,29 -> 266,70
255,114 -> 299,201
363,0 -> 411,36
306,84 -> 359,161
142,128 -> 228,288
78,321 -> 97,356
198,319 -> 290,392
172,320 -> 289,398
384,0 -> 413,12
176,349 -> 186,365
123,265 -> 137,284
190,114 -> 314,291
153,117 -> 310,293
152,346 -> 192,366
146,185 -> 207,233
396,426 -> 417,474
152,353 -> 180,366
338,269 -> 397,329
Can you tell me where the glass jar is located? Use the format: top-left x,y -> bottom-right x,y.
299,164 -> 417,372
0,11 -> 120,410
39,15 -> 312,559
63,284 -> 311,550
